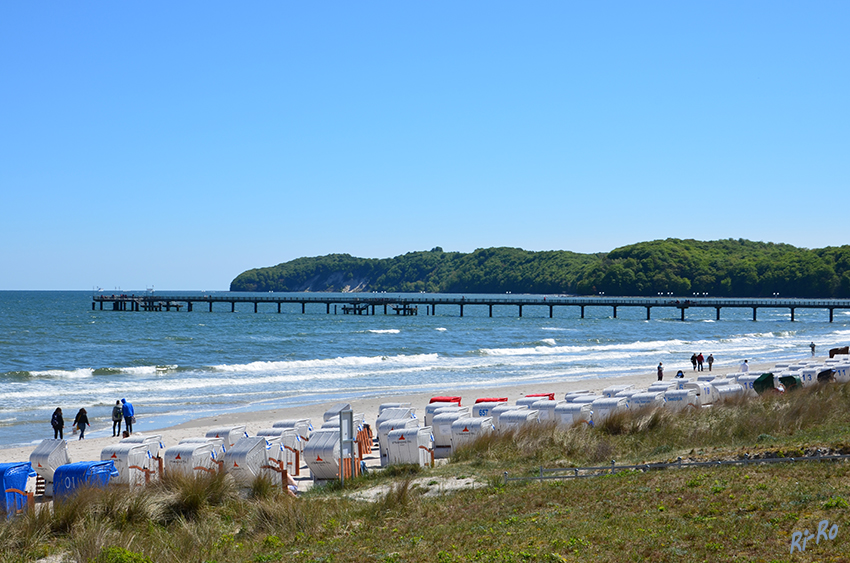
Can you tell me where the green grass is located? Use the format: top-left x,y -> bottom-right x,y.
4,383 -> 850,562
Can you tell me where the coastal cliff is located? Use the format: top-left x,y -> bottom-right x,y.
230,240 -> 850,298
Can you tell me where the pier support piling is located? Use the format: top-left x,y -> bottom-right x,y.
90,295 -> 850,323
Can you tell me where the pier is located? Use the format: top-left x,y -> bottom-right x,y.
91,293 -> 850,322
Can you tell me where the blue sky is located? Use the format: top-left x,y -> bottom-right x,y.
2,2 -> 848,290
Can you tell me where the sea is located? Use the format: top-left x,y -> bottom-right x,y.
2,291 -> 849,449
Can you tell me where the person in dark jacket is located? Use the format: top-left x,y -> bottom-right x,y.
112,400 -> 123,437
121,398 -> 135,435
73,408 -> 90,440
51,408 -> 64,439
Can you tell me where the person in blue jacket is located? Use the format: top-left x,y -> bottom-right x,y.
121,398 -> 135,435
73,408 -> 90,440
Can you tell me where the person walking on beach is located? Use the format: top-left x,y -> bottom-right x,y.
690,354 -> 697,371
112,400 -> 123,437
697,353 -> 705,372
740,359 -> 749,373
707,354 -> 714,371
811,342 -> 816,356
73,408 -> 89,440
657,362 -> 664,381
122,398 -> 135,435
51,408 -> 64,440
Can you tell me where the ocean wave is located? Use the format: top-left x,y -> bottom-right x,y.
92,367 -> 124,376
26,364 -> 189,381
0,371 -> 33,381
364,329 -> 401,334
478,339 -> 689,357
91,365 -> 178,376
435,327 -> 447,332
211,353 -> 441,373
29,368 -> 94,378
140,366 -> 447,398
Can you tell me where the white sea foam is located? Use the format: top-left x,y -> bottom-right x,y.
540,338 -> 557,346
365,329 -> 401,334
123,366 -> 166,376
435,327 -> 447,332
479,339 -> 689,357
30,368 -> 94,378
211,353 -> 440,372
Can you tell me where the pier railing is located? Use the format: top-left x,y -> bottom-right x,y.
91,293 -> 850,322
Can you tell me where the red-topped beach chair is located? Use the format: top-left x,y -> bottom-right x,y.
475,397 -> 508,404
429,396 -> 462,406
525,393 -> 555,401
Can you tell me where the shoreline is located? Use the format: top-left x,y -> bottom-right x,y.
0,357 -> 772,452
0,359 -> 780,467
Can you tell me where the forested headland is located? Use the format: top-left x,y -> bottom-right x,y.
230,239 -> 850,298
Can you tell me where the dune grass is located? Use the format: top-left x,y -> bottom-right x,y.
4,383 -> 850,562
453,382 -> 850,475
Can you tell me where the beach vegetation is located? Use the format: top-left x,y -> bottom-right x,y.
159,470 -> 237,521
5,384 -> 850,561
231,239 -> 850,297
88,546 -> 153,563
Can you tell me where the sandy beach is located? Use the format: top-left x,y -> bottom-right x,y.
0,359 -> 780,488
